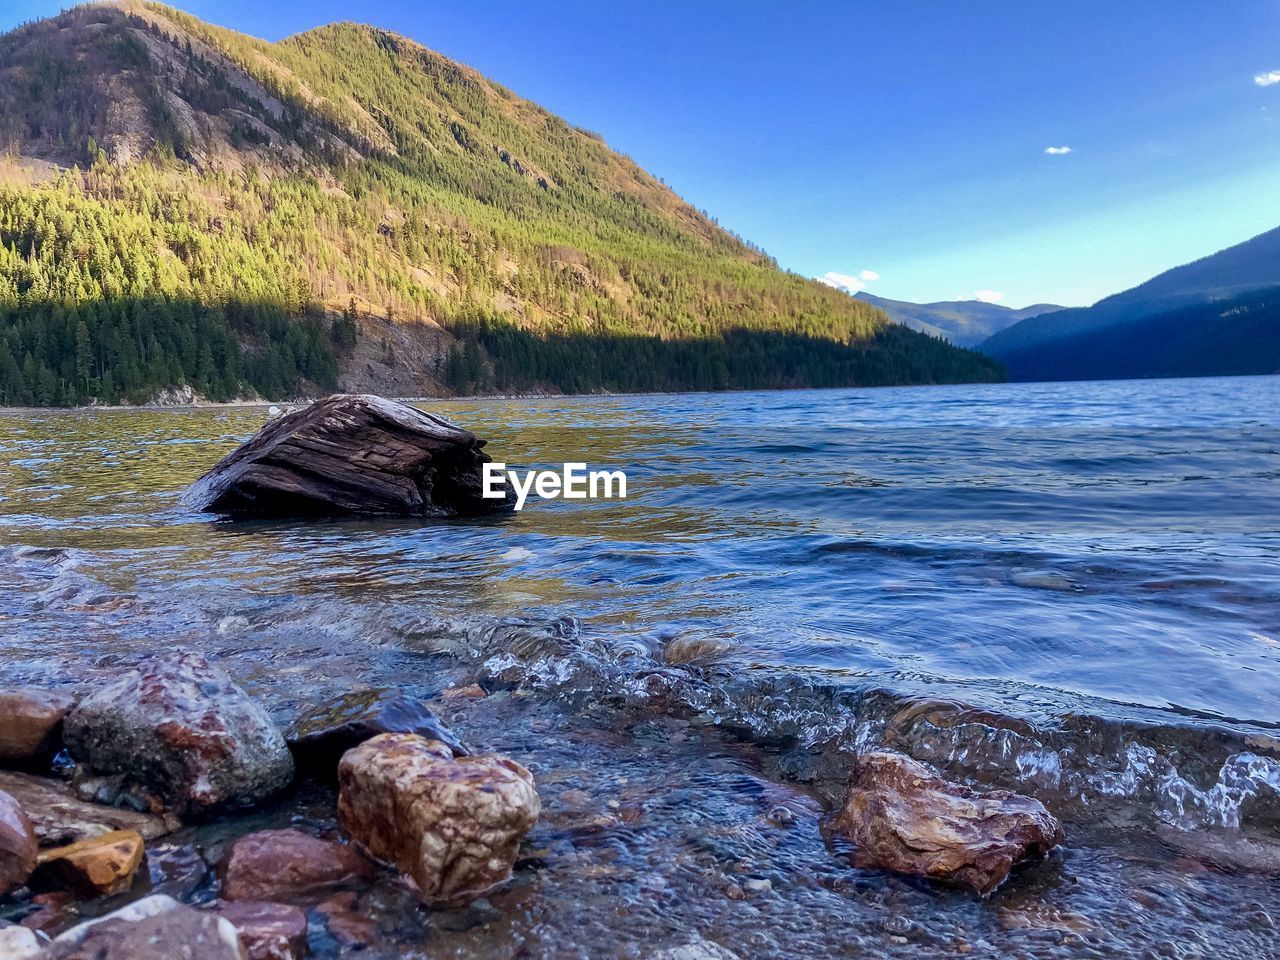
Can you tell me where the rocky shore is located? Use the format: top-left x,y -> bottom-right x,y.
0,646 -> 1074,959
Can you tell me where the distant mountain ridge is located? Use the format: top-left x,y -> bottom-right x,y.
0,1 -> 1001,407
983,226 -> 1280,378
855,292 -> 1065,347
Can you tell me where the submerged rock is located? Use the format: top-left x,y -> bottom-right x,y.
0,790 -> 37,897
287,689 -> 468,781
0,923 -> 41,960
826,752 -> 1063,895
0,688 -> 77,764
652,938 -> 743,960
337,733 -> 540,903
32,829 -> 144,897
0,771 -> 174,846
44,894 -> 244,959
184,394 -> 515,517
62,651 -> 293,817
216,901 -> 308,960
219,829 -> 374,903
313,892 -> 377,949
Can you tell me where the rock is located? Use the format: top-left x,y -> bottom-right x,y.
63,651 -> 294,817
183,394 -> 514,517
441,684 -> 486,700
18,891 -> 77,936
0,771 -> 174,846
31,830 -> 144,897
0,790 -> 37,897
313,892 -> 377,949
0,689 -> 77,764
219,829 -> 374,903
0,924 -> 42,960
44,894 -> 245,959
337,733 -> 540,903
826,752 -> 1063,895
287,689 -> 467,781
144,843 -> 213,902
652,938 -> 743,960
1157,825 -> 1280,877
217,901 -> 308,960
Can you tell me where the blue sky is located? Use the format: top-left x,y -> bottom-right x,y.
6,1 -> 1280,308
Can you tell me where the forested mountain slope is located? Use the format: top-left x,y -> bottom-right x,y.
981,287 -> 1280,382
0,1 -> 1000,405
983,226 -> 1280,368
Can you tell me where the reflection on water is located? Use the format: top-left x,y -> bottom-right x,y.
2,377 -> 1277,723
1,379 -> 1279,810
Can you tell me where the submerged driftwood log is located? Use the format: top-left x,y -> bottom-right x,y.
185,394 -> 514,517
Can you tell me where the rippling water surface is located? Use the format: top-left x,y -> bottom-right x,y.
1,375 -> 1278,957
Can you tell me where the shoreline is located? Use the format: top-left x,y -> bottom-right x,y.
0,370 -> 1275,414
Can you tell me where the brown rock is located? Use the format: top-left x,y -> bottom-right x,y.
32,829 -> 144,897
19,891 -> 75,934
826,752 -> 1063,895
0,688 -> 77,763
219,829 -> 374,903
338,732 -> 540,904
183,394 -> 515,517
0,789 -> 37,897
314,893 -> 376,948
441,684 -> 487,700
217,901 -> 308,960
0,770 -> 174,846
44,894 -> 245,959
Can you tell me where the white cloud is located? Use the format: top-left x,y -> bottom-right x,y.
1044,145 -> 1072,155
1255,70 -> 1280,87
972,290 -> 1005,303
817,270 -> 879,295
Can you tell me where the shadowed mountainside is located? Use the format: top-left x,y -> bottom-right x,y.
982,226 -> 1280,380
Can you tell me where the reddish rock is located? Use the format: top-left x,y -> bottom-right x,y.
287,689 -> 467,781
32,829 -> 144,897
217,901 -> 308,960
826,752 -> 1063,895
0,688 -> 77,763
62,651 -> 294,817
219,828 -> 374,903
0,770 -> 174,847
338,733 -> 540,904
314,892 -> 377,949
0,789 -> 37,897
43,894 -> 244,959
19,891 -> 76,934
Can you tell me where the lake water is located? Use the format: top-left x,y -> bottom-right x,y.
1,375 -> 1278,957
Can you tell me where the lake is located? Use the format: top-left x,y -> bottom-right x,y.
1,375 -> 1278,957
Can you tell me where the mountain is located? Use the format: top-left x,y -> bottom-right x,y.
855,292 -> 1064,347
982,227 -> 1280,380
979,287 -> 1280,382
0,2 -> 1000,406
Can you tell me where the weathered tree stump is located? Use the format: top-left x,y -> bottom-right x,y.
184,394 -> 514,517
